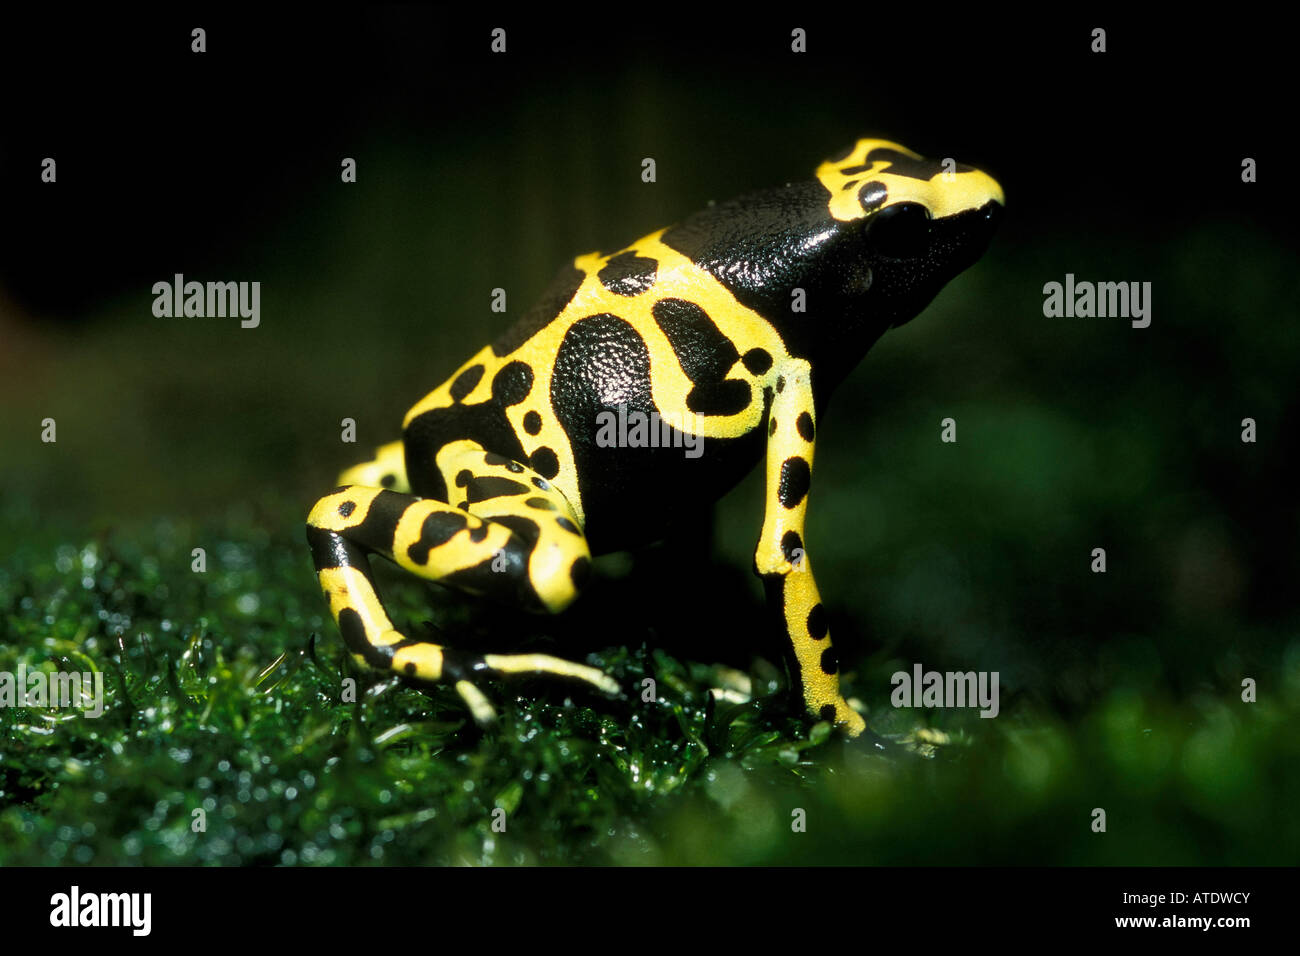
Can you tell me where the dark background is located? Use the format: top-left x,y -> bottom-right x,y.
1,7 -> 1296,865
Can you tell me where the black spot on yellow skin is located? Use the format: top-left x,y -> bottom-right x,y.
742,348 -> 772,375
864,146 -> 938,181
465,476 -> 529,504
492,513 -> 541,548
769,417 -> 777,436
858,182 -> 887,212
807,603 -> 827,639
819,704 -> 837,722
555,516 -> 581,535
347,489 -> 417,552
492,362 -> 534,406
523,411 -> 542,435
569,556 -> 591,589
776,376 -> 785,393
778,457 -> 811,509
484,451 -> 525,473
469,524 -> 489,543
781,530 -> 803,562
524,497 -> 556,510
651,298 -> 751,416
531,477 -> 549,491
455,469 -> 472,487
531,446 -> 560,479
407,511 -> 470,565
598,251 -> 658,296
796,412 -> 815,441
820,648 -> 838,675
449,364 -> 485,402
839,163 -> 873,176
337,500 -> 356,518
337,607 -> 369,655
404,662 -> 417,676
380,474 -> 397,488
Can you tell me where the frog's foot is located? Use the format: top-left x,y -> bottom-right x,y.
307,441 -> 616,725
449,655 -> 619,727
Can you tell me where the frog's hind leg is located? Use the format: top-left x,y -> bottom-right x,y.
306,445 -> 615,723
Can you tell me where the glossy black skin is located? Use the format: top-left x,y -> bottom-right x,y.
662,182 -> 1002,400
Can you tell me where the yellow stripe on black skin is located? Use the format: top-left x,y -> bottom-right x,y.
310,138 -> 1002,736
816,138 -> 1005,222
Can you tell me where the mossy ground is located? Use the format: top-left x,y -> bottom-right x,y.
3,495 -> 1297,866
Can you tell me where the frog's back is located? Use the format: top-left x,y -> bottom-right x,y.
402,226 -> 782,552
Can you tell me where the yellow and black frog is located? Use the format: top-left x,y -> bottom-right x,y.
307,138 -> 1003,737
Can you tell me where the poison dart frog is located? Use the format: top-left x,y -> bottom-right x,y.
307,138 -> 1003,737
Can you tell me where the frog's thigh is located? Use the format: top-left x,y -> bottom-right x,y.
306,483 -> 615,721
433,438 -> 593,615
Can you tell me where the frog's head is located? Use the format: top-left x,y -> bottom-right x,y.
662,137 -> 1002,383
812,138 -> 1003,325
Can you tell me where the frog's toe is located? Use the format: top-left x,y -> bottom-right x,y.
453,680 -> 498,727
481,652 -> 620,696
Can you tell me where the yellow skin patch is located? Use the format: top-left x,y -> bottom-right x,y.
337,440 -> 409,493
392,644 -> 445,683
317,565 -> 402,650
404,231 -> 792,527
816,138 -> 1004,222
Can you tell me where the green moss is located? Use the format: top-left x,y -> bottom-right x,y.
2,506 -> 1296,865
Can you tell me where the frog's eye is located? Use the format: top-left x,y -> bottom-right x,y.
865,202 -> 932,258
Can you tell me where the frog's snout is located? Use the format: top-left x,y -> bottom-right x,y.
976,197 -> 1002,239
949,198 -> 1002,264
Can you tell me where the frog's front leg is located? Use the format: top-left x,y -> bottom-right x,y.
753,360 -> 867,737
306,442 -> 617,724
